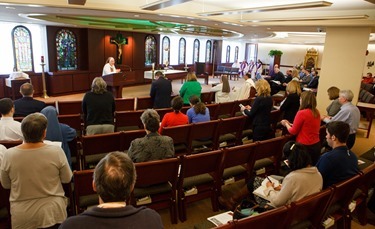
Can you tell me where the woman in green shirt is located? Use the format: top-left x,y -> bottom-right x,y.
179,72 -> 202,105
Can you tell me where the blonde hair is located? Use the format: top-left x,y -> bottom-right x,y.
255,79 -> 271,97
186,72 -> 197,81
292,69 -> 299,79
91,77 -> 107,94
300,91 -> 319,118
286,81 -> 301,95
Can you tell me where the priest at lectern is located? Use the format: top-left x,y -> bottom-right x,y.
102,57 -> 120,76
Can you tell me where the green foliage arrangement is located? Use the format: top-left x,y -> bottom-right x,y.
268,50 -> 283,56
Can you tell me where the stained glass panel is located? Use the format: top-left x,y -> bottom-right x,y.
178,38 -> 186,65
193,39 -> 200,63
56,29 -> 77,70
235,46 -> 239,62
145,35 -> 157,65
162,36 -> 170,65
205,40 -> 212,63
12,26 -> 33,72
226,45 -> 231,63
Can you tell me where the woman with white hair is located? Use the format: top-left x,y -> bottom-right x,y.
82,77 -> 115,135
102,57 -> 120,76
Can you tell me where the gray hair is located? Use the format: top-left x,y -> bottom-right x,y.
91,77 -> 107,94
339,90 -> 354,102
140,109 -> 160,132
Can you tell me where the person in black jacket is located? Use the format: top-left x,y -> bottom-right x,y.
241,79 -> 273,141
59,152 -> 163,229
150,71 -> 172,109
306,70 -> 319,89
13,83 -> 45,117
280,81 -> 301,123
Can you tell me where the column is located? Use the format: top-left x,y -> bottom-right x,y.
316,27 -> 371,113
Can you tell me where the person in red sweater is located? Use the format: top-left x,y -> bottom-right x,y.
158,96 -> 188,133
281,91 -> 321,165
362,72 -> 374,84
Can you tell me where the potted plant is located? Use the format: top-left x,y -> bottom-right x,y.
268,50 -> 283,57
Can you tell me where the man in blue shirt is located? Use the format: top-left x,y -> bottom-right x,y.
316,121 -> 359,188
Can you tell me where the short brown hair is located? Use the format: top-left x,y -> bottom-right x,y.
0,98 -> 14,115
171,96 -> 183,112
20,83 -> 34,96
21,113 -> 47,143
327,86 -> 340,100
94,152 -> 136,202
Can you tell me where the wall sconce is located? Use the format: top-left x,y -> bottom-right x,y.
367,61 -> 374,69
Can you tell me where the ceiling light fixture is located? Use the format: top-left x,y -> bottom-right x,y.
240,14 -> 369,22
141,0 -> 193,11
198,1 -> 332,17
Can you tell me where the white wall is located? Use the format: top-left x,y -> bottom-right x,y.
257,43 -> 324,73
0,22 -> 48,74
364,44 -> 375,75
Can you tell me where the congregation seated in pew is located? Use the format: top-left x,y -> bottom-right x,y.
127,109 -> 174,163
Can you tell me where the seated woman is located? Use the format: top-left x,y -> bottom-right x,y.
186,95 -> 210,123
219,142 -> 322,210
159,96 -> 188,133
279,80 -> 301,123
179,72 -> 202,105
210,75 -> 231,103
41,106 -> 76,167
281,91 -> 321,165
127,109 -> 174,163
326,86 -> 341,117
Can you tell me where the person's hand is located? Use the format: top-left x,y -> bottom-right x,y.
266,181 -> 273,188
274,185 -> 282,191
116,69 -> 121,73
245,105 -> 251,110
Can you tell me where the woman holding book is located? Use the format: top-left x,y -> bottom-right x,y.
280,91 -> 321,165
219,142 -> 322,210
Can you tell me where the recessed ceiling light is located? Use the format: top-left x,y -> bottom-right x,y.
5,6 -> 15,9
134,14 -> 140,17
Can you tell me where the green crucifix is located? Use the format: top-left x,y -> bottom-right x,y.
110,33 -> 128,64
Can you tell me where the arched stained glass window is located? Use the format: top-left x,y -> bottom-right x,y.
145,35 -> 157,66
226,45 -> 231,63
162,36 -> 170,65
193,39 -> 200,63
12,26 -> 33,72
178,38 -> 186,65
205,40 -> 212,63
235,46 -> 239,62
56,29 -> 77,70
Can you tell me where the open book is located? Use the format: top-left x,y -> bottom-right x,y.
253,176 -> 281,202
207,211 -> 233,226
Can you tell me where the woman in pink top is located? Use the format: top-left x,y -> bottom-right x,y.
159,96 -> 188,133
281,91 -> 321,165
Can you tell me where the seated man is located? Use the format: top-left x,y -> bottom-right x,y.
59,152 -> 163,228
316,121 -> 359,189
127,109 -> 174,162
305,70 -> 319,89
14,83 -> 45,117
0,98 -> 23,141
322,90 -> 360,149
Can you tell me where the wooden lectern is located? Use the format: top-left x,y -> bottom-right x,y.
102,72 -> 126,98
